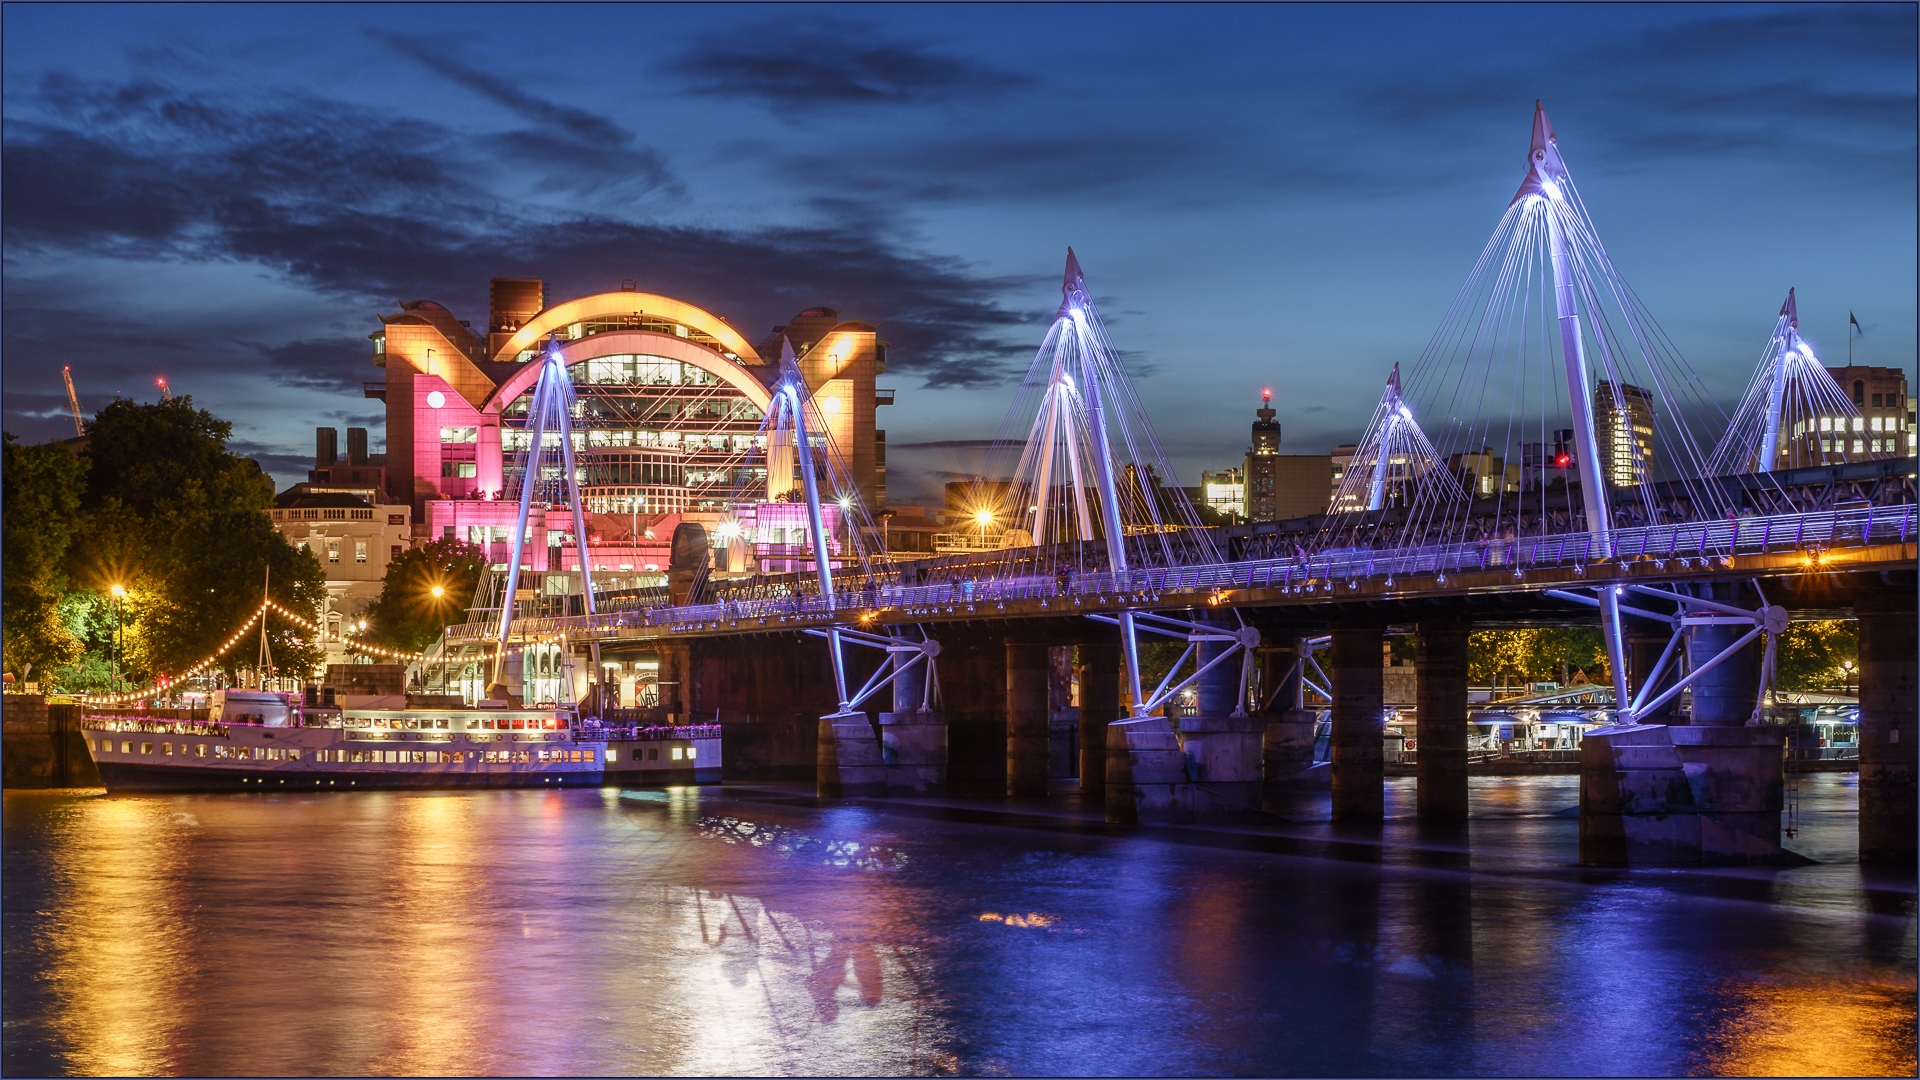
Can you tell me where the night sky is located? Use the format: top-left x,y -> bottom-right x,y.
4,4 -> 1913,503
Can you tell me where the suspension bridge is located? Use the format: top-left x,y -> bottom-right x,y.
444,103 -> 1912,865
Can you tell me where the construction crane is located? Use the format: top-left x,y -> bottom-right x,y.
157,377 -> 174,402
61,366 -> 84,437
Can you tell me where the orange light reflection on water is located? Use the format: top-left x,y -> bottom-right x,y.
1702,975 -> 1918,1077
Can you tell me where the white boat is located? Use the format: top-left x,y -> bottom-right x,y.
83,690 -> 721,793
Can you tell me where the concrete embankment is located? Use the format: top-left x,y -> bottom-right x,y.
3,696 -> 101,788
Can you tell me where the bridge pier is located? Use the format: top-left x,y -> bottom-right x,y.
1262,640 -> 1323,807
1174,617 -> 1264,817
1857,587 -> 1917,863
1415,621 -> 1470,820
1006,643 -> 1051,797
1627,628 -> 1679,722
1077,640 -> 1122,801
1331,624 -> 1386,821
937,629 -> 1010,793
1582,581 -> 1794,865
878,644 -> 946,796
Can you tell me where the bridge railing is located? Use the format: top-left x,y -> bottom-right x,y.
452,504 -> 1914,641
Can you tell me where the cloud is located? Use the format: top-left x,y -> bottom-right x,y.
2,73 -> 1036,392
262,338 -> 371,393
670,20 -> 1028,110
371,32 -> 681,200
227,439 -> 317,481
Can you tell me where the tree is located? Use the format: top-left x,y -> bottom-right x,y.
130,509 -> 328,680
61,397 -> 325,682
1774,620 -> 1857,692
1469,627 -> 1609,689
2,433 -> 88,681
365,537 -> 486,653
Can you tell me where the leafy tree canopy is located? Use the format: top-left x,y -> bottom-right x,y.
365,537 -> 486,653
2,433 -> 88,679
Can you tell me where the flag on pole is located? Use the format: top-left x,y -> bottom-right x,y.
1850,311 -> 1863,337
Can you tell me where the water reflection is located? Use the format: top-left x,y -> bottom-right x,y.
3,776 -> 1914,1077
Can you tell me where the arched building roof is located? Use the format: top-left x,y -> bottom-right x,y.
480,331 -> 774,416
490,291 -> 762,365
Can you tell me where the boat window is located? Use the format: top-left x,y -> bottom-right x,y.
686,746 -> 696,760
196,744 -> 207,757
649,748 -> 659,761
141,742 -> 154,755
436,719 -> 449,730
162,743 -> 173,755
121,741 -> 133,754
405,718 -> 418,730
288,749 -> 300,760
374,718 -> 387,729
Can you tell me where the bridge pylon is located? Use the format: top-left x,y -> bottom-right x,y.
984,250 -> 1262,748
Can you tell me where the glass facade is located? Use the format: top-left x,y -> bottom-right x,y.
499,353 -> 769,514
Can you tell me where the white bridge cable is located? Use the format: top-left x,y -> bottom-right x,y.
1318,102 -> 1755,570
1707,289 -> 1872,477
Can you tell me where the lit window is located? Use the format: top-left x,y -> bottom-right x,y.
141,742 -> 154,755
1820,417 -> 1832,432
686,746 -> 696,760
1852,417 -> 1865,432
606,749 -> 617,762
1853,440 -> 1865,454
122,741 -> 133,754
355,541 -> 367,563
163,743 -> 173,755
196,744 -> 207,757
327,541 -> 340,563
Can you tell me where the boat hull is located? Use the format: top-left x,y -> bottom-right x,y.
94,760 -> 721,793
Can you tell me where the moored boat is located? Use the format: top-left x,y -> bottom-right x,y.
83,690 -> 721,793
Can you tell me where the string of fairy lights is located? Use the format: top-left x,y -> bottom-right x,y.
76,599 -> 497,705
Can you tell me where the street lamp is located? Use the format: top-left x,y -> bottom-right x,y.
1841,659 -> 1856,698
108,584 -> 126,694
430,584 -> 447,693
974,508 -> 993,548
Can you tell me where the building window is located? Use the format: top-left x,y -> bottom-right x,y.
441,462 -> 478,478
355,541 -> 368,563
327,541 -> 340,563
1872,393 -> 1883,407
440,427 -> 479,444
1854,381 -> 1866,405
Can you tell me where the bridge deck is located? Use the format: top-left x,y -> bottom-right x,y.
453,505 -> 1916,644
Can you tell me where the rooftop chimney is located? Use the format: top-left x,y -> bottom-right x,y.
489,278 -> 546,357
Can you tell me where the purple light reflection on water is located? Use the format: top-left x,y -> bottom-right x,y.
2,775 -> 1913,1077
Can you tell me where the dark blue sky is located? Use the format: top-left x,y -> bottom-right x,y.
4,3 -> 1912,501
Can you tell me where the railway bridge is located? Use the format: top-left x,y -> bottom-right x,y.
453,104 -> 1915,866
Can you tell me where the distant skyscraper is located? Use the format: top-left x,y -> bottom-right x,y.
1595,381 -> 1656,488
1244,390 -> 1282,521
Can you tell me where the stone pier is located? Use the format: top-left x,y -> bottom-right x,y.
1006,643 -> 1051,796
1261,639 -> 1323,807
878,642 -> 946,795
1415,621 -> 1469,821
1857,587 -> 1917,863
1331,623 -> 1386,821
1580,581 -> 1796,866
1077,640 -> 1122,801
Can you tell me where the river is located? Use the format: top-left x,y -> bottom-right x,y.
3,775 -> 1913,1076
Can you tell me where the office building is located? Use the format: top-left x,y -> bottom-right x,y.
1825,366 -> 1915,457
1595,381 -> 1656,488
